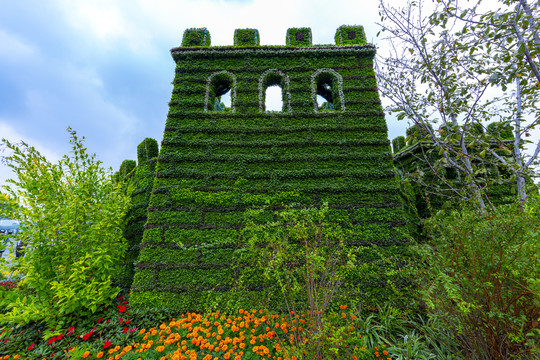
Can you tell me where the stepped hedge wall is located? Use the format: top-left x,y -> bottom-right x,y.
129,26 -> 413,313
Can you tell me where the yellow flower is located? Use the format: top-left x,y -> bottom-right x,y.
156,346 -> 165,353
82,351 -> 91,358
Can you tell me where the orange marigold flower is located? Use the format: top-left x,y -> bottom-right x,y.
82,351 -> 90,358
156,346 -> 165,353
383,350 -> 388,355
339,304 -> 347,310
375,352 -> 380,357
97,353 -> 104,359
341,312 -> 346,318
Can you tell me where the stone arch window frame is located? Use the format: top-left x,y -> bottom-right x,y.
258,69 -> 292,113
311,68 -> 346,112
204,70 -> 237,113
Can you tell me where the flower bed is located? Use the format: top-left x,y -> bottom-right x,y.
1,289 -> 391,360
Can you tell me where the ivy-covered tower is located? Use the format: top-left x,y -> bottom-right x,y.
130,26 -> 412,312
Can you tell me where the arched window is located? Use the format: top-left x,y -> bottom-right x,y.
311,69 -> 345,112
258,70 -> 292,112
204,71 -> 236,112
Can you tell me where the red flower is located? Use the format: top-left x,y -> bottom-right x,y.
57,333 -> 64,340
129,328 -> 136,333
119,317 -> 123,324
106,319 -> 110,323
103,339 -> 111,349
27,343 -> 35,350
125,320 -> 131,324
67,327 -> 74,335
118,305 -> 127,313
48,337 -> 55,345
122,328 -> 128,333
98,317 -> 103,323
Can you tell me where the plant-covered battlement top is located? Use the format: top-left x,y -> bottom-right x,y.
177,26 -> 368,50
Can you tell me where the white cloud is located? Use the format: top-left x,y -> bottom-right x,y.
55,0 -> 153,52
0,30 -> 35,62
133,0 -> 381,47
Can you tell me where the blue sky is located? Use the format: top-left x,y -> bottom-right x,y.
0,0 -> 409,187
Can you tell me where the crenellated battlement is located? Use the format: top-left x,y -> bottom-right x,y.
169,25 -> 378,115
129,23 -> 412,314
180,25 -> 367,48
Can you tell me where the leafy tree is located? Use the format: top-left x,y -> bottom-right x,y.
0,128 -> 132,330
377,0 -> 540,207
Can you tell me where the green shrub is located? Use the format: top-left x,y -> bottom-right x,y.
0,129 -> 132,329
420,203 -> 540,359
242,204 -> 359,359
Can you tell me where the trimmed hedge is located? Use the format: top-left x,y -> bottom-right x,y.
115,138 -> 159,289
392,124 -> 518,218
130,26 -> 413,313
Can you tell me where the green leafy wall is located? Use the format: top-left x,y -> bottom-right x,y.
130,26 -> 412,313
392,124 -> 518,218
115,138 -> 159,289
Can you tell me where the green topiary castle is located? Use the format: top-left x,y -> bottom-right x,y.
127,26 -> 413,313
392,123 -> 519,218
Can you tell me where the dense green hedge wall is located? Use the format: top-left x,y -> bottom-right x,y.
234,29 -> 260,46
392,127 -> 517,218
334,25 -> 367,46
286,27 -> 312,46
130,26 -> 412,313
182,28 -> 211,47
115,138 -> 158,289
137,137 -> 159,163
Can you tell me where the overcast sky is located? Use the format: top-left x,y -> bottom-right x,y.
0,0 -> 412,188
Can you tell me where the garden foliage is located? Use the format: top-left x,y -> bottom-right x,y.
420,203 -> 540,359
392,123 -> 521,218
242,204 -> 360,359
115,138 -> 159,289
0,129 -> 132,329
129,26 -> 413,313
